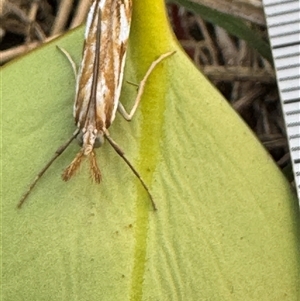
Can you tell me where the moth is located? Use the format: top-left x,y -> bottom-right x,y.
18,0 -> 175,209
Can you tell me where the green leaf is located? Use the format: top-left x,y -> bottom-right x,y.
170,0 -> 273,62
2,0 -> 299,300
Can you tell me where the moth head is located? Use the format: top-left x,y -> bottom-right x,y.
78,127 -> 105,155
94,132 -> 105,148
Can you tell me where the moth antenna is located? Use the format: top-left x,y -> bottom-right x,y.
18,131 -> 79,208
62,150 -> 85,181
104,134 -> 157,211
89,150 -> 101,183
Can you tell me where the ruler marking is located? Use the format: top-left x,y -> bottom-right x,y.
285,110 -> 300,116
283,98 -> 300,104
286,110 -> 300,116
278,74 -> 300,82
279,75 -> 300,81
272,41 -> 300,49
268,19 -> 299,28
291,145 -> 300,151
289,134 -> 300,139
287,121 -> 300,127
281,86 -> 300,93
276,63 -> 300,70
274,51 -> 300,59
266,8 -> 300,18
270,30 -> 300,39
264,0 -> 299,8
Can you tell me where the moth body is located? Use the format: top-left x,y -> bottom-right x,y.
63,0 -> 133,182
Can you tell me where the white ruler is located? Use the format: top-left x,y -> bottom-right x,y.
262,0 -> 300,202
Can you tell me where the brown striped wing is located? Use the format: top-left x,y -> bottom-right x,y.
74,0 -> 132,132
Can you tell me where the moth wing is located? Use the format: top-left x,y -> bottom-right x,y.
74,0 -> 132,131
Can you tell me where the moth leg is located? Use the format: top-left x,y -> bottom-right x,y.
125,81 -> 139,88
118,51 -> 176,121
56,45 -> 78,79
